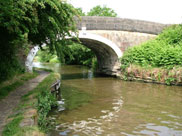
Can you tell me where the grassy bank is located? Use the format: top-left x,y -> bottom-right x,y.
120,64 -> 182,85
120,24 -> 182,85
2,72 -> 60,136
0,72 -> 38,100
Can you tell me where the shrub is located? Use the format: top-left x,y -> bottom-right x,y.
64,43 -> 96,67
121,24 -> 182,70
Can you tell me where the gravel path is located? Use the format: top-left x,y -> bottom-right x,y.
0,71 -> 49,135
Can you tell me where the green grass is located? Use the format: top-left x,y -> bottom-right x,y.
0,72 -> 38,100
2,115 -> 23,136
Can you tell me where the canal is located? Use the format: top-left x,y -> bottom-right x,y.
33,62 -> 182,136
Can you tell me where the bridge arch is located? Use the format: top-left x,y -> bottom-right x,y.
25,32 -> 122,76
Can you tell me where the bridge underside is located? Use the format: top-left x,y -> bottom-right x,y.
77,33 -> 122,76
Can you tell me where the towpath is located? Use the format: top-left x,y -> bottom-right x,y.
0,71 -> 49,135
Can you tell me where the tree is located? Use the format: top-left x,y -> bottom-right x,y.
0,0 -> 77,81
75,8 -> 86,16
87,5 -> 117,17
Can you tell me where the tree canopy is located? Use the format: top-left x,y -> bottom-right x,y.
0,0 -> 77,50
87,5 -> 117,17
75,8 -> 86,16
0,0 -> 77,81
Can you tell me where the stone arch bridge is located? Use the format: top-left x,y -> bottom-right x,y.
26,16 -> 167,76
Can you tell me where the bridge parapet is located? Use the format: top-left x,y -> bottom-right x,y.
75,16 -> 167,35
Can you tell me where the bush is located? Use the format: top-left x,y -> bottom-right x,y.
64,43 -> 96,67
49,56 -> 59,63
157,24 -> 182,45
121,24 -> 182,70
35,47 -> 60,63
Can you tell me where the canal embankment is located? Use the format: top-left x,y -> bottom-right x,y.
119,64 -> 182,86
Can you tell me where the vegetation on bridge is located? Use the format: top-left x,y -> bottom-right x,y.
120,24 -> 182,85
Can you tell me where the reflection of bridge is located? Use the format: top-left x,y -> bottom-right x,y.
26,16 -> 167,76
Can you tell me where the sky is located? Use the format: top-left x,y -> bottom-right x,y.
68,0 -> 182,24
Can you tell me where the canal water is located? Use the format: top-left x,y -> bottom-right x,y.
33,62 -> 182,136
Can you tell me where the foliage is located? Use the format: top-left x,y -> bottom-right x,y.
35,43 -> 96,67
121,64 -> 182,85
2,72 -> 60,135
75,8 -> 86,16
165,77 -> 176,85
37,88 -> 58,131
0,72 -> 38,100
121,24 -> 182,70
49,56 -> 60,63
32,4 -> 118,68
0,0 -> 76,49
0,0 -> 77,81
36,73 -> 60,132
64,43 -> 96,67
91,57 -> 98,71
87,5 -> 117,17
0,39 -> 25,83
2,115 -> 23,136
157,24 -> 182,45
35,47 -> 60,63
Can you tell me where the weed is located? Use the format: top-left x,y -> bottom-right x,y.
165,77 -> 176,85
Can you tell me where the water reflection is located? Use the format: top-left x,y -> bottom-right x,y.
55,97 -> 123,136
33,62 -> 61,73
33,62 -> 182,136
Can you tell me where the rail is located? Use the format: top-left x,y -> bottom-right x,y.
50,80 -> 61,100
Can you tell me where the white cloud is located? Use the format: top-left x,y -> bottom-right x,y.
68,0 -> 182,24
